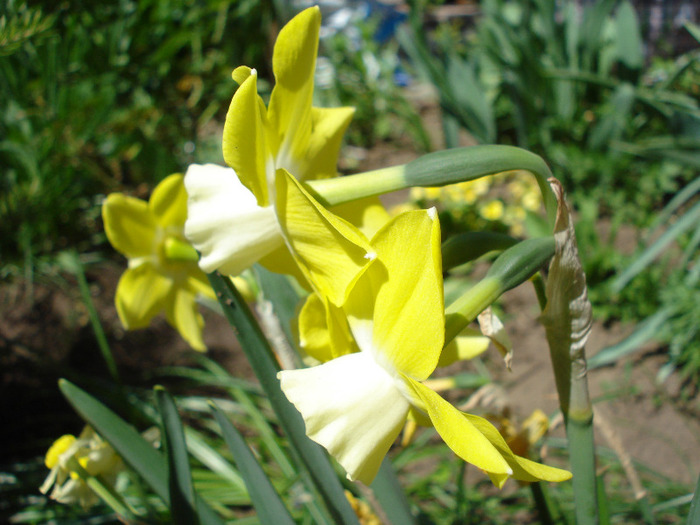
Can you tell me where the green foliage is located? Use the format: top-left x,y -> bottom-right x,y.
0,0 -> 274,272
315,14 -> 431,151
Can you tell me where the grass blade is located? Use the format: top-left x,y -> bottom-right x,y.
207,272 -> 360,525
688,474 -> 700,525
211,402 -> 296,525
58,379 -> 225,525
156,386 -> 199,525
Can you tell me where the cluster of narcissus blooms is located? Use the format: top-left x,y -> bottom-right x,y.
40,426 -> 123,508
410,172 -> 542,236
181,6 -> 571,487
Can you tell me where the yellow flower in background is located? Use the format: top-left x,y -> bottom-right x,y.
279,209 -> 571,485
40,427 -> 123,508
185,6 -> 366,302
103,174 -> 214,351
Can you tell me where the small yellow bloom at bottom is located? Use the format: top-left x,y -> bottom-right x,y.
40,426 -> 123,509
345,491 -> 382,525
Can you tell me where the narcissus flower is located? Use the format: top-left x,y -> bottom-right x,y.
103,174 -> 214,351
40,426 -> 123,508
279,209 -> 572,486
185,7 -> 364,303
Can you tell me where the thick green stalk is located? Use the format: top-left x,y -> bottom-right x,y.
307,145 -> 558,227
207,272 -> 360,525
444,237 -> 555,344
540,181 -> 598,525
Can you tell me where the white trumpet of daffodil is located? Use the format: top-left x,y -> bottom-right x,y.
279,209 -> 572,486
184,7 -> 369,304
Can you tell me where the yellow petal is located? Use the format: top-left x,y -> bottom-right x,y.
402,377 -> 513,478
166,287 -> 206,352
222,71 -> 271,206
102,193 -> 156,259
278,351 -> 409,484
297,292 -> 359,363
184,163 -> 284,275
332,195 -> 391,239
115,265 -> 171,329
296,292 -> 332,362
150,174 -> 188,228
301,106 -> 355,179
232,65 -> 253,85
462,412 -> 572,484
258,243 -> 310,290
437,328 -> 491,367
346,209 -> 443,380
267,7 -> 320,177
185,271 -> 216,300
275,169 -> 373,306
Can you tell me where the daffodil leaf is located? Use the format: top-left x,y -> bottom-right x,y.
155,386 -> 198,525
58,380 -> 226,525
211,402 -> 296,525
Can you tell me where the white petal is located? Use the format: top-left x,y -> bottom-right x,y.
184,164 -> 284,275
278,352 -> 409,483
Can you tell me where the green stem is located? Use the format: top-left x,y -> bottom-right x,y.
65,251 -> 122,386
66,457 -> 137,521
308,145 -> 558,227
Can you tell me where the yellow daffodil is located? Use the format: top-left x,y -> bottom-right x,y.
279,209 -> 572,486
103,174 -> 214,351
185,7 -> 366,303
40,426 -> 123,508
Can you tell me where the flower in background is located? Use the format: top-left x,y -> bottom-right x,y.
279,209 -> 571,485
40,426 -> 123,508
103,174 -> 214,351
185,6 -> 361,298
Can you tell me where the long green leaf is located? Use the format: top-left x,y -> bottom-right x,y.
207,273 -> 360,525
687,474 -> 700,525
611,200 -> 700,292
370,459 -> 416,525
588,307 -> 674,370
211,403 -> 296,525
58,380 -> 225,525
156,386 -> 199,525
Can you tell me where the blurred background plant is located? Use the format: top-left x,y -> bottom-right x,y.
400,0 -> 700,389
0,0 -> 275,278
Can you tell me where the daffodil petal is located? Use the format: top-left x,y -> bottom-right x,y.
437,328 -> 491,367
346,210 -> 443,380
462,412 -> 572,484
300,106 -> 355,179
166,287 -> 206,352
402,376 -> 513,478
222,71 -> 270,205
267,7 -> 320,177
185,271 -> 216,300
102,193 -> 156,259
296,292 -> 332,362
275,169 -> 374,306
150,173 -> 188,228
278,351 -> 409,484
115,264 -> 171,329
184,163 -> 284,275
258,244 -> 309,289
332,196 -> 390,239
